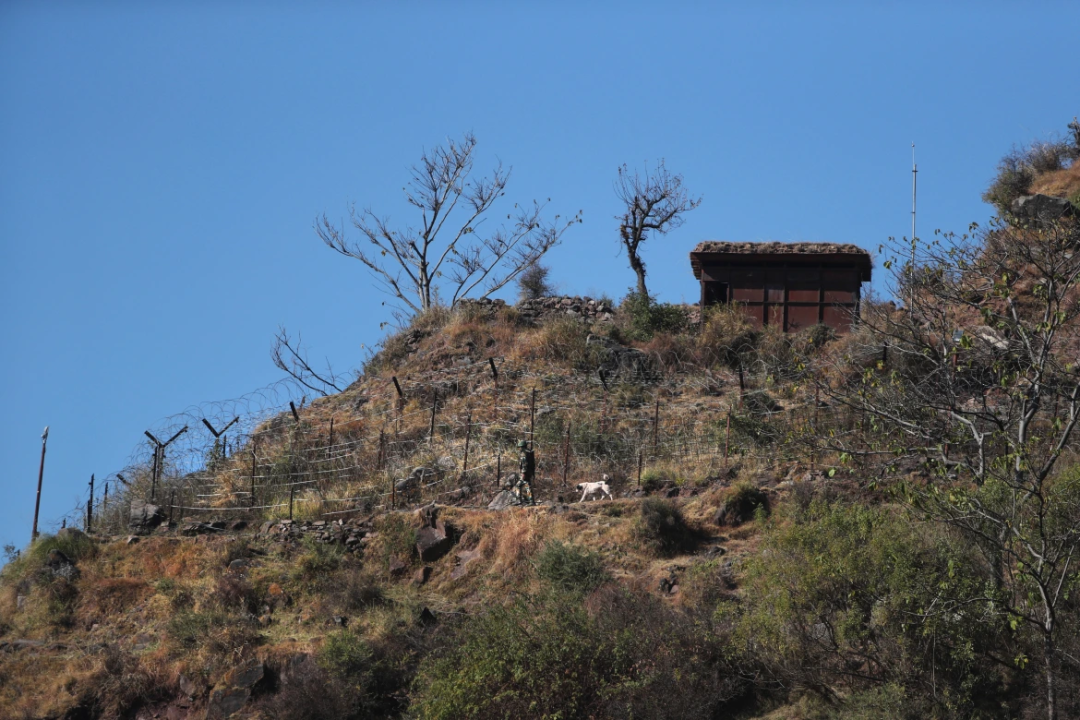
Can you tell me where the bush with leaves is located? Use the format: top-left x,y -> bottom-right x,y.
411,587 -> 744,719
618,290 -> 689,341
534,541 -> 608,594
732,500 -> 1007,716
637,498 -> 698,555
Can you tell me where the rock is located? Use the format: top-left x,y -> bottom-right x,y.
332,615 -> 348,627
418,607 -> 437,626
206,685 -> 250,719
450,549 -> 481,581
46,549 -> 79,580
389,557 -> 408,575
224,659 -> 264,690
416,525 -> 451,562
413,566 -> 432,585
16,595 -> 26,611
178,674 -> 202,698
228,558 -> 251,573
125,535 -> 141,545
260,521 -> 275,534
1011,193 -> 1076,223
487,489 -> 518,510
227,520 -> 248,532
129,500 -> 164,533
56,527 -> 87,541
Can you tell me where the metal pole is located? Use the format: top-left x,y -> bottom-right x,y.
87,474 -> 94,532
911,142 -> 917,313
32,426 -> 49,542
496,453 -> 502,487
150,445 -> 159,501
168,490 -> 175,526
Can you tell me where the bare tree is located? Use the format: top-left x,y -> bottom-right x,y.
316,133 -> 581,315
271,327 -> 344,397
615,160 -> 701,298
814,217 -> 1080,720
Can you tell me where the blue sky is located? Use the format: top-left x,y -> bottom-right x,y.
1,2 -> 1076,552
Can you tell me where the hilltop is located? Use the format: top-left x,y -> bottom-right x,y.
3,134 -> 1080,718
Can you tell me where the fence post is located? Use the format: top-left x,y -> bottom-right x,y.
724,411 -> 731,460
462,412 -> 472,479
378,430 -> 385,470
289,486 -> 295,521
652,397 -> 660,456
328,417 -> 335,459
169,490 -> 175,526
529,388 -> 537,442
496,453 -> 502,487
86,474 -> 94,532
391,475 -> 396,509
562,421 -> 571,487
250,449 -> 257,508
103,482 -> 108,516
429,395 -> 438,445
637,450 -> 643,489
32,426 -> 49,542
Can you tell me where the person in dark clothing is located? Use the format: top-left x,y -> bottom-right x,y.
517,440 -> 536,505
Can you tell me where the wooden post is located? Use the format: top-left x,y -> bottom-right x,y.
488,357 -> 498,387
32,426 -> 49,542
463,412 -> 472,478
328,417 -> 335,456
86,473 -> 94,532
168,490 -> 175,526
562,421 -> 571,487
724,411 -> 731,460
652,397 -> 660,457
377,430 -> 385,470
289,486 -> 295,521
529,388 -> 537,442
391,475 -> 396,509
103,482 -> 108,515
430,395 -> 438,444
637,450 -> 643,489
150,445 -> 159,501
250,449 -> 257,508
496,453 -> 502,487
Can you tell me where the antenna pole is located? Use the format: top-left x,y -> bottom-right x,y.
910,143 -> 917,312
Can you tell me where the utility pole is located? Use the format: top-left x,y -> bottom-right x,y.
31,426 -> 49,542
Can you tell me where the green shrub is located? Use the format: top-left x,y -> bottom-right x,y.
168,610 -> 231,648
733,501 -> 1001,715
319,630 -> 373,684
637,498 -> 697,555
717,482 -> 769,526
534,541 -> 608,593
619,290 -> 688,341
411,588 -> 745,720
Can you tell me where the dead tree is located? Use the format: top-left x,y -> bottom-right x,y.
271,327 -> 344,397
615,159 -> 701,298
316,132 -> 581,315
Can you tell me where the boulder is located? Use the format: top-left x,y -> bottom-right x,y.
46,549 -> 79,580
416,525 -> 452,562
1011,193 -> 1076,223
129,500 -> 164,533
206,686 -> 250,719
487,489 -> 518,510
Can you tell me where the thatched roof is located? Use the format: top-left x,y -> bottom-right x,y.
692,241 -> 869,255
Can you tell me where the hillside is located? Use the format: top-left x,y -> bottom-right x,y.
3,168 -> 1080,717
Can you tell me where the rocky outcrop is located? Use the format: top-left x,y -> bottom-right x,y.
1010,193 -> 1076,223
129,500 -> 164,534
516,296 -> 615,323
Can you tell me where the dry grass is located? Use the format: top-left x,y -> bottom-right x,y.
1029,161 -> 1080,202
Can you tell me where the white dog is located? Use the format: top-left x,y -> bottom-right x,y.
576,480 -> 613,502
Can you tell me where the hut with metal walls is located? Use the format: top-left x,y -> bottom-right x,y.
690,241 -> 872,332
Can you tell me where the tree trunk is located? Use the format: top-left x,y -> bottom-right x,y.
1045,629 -> 1057,720
628,249 -> 648,298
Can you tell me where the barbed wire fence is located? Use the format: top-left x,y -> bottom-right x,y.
55,347 -> 1036,537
